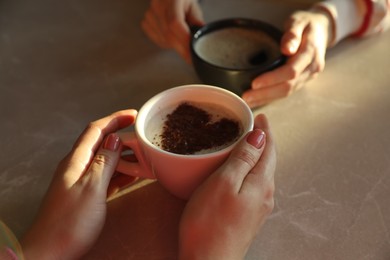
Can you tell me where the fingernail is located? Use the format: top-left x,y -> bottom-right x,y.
246,129 -> 265,149
288,40 -> 298,53
103,133 -> 120,151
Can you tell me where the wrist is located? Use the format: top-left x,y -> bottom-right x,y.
310,6 -> 335,47
21,230 -> 64,260
313,1 -> 365,45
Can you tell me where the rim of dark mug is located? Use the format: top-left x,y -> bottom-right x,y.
190,17 -> 286,72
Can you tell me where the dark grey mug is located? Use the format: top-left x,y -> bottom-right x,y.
190,18 -> 286,95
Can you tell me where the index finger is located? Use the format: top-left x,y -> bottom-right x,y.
62,110 -> 138,181
252,44 -> 313,90
73,109 -> 137,150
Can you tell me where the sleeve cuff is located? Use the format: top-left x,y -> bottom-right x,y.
313,0 -> 366,45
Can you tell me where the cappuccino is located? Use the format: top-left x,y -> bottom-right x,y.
194,27 -> 281,69
146,102 -> 242,155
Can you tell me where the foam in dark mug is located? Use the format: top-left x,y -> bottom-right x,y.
149,102 -> 242,155
194,27 -> 281,69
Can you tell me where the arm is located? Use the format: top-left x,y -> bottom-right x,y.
243,0 -> 390,108
21,110 -> 138,260
314,0 -> 390,45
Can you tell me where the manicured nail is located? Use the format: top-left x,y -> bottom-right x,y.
103,133 -> 120,151
246,129 -> 265,149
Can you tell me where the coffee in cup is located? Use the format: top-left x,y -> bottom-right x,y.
116,84 -> 253,199
190,18 -> 286,95
194,27 -> 280,70
149,101 -> 241,155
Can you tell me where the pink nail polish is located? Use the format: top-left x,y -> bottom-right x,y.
103,133 -> 120,151
246,129 -> 265,149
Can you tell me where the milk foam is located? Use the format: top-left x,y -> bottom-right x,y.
194,27 -> 280,69
145,102 -> 242,155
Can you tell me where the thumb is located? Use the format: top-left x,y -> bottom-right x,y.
281,14 -> 306,55
85,133 -> 122,192
217,129 -> 266,192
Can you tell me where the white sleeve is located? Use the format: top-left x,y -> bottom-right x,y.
313,0 -> 390,45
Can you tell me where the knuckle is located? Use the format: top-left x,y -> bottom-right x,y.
263,197 -> 275,215
310,72 -> 319,80
316,60 -> 325,73
290,12 -> 307,25
93,154 -> 106,166
292,10 -> 307,19
283,30 -> 299,41
93,153 -> 115,168
280,81 -> 295,96
285,12 -> 304,28
168,18 -> 183,32
85,121 -> 102,136
234,148 -> 258,169
262,185 -> 275,214
58,154 -> 70,168
312,66 -> 321,74
286,66 -> 299,80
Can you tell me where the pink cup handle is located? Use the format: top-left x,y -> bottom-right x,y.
116,132 -> 155,179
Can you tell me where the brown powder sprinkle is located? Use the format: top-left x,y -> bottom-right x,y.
159,102 -> 240,155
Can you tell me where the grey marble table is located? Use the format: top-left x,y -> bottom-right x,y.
1,0 -> 389,259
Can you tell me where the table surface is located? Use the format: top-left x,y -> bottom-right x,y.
1,0 -> 390,259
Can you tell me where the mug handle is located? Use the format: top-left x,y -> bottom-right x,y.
116,132 -> 156,179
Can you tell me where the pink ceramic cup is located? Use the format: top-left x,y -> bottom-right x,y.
116,84 -> 253,199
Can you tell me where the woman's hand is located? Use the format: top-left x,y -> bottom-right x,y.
21,110 -> 138,260
142,0 -> 204,63
243,9 -> 333,108
179,114 -> 276,260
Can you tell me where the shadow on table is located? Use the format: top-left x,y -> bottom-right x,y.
83,180 -> 186,260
